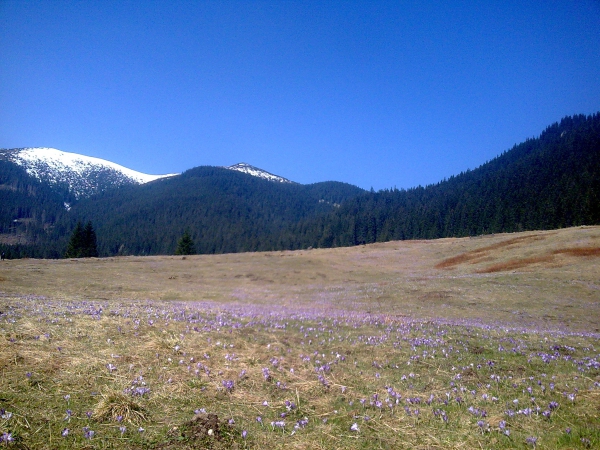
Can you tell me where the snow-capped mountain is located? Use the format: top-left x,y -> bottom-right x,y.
0,147 -> 177,199
225,162 -> 293,183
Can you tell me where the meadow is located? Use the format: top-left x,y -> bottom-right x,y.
1,226 -> 599,449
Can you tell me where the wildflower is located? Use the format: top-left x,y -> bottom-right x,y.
83,427 -> 94,439
256,416 -> 263,424
350,422 -> 359,432
270,420 -> 285,429
262,367 -> 271,381
61,428 -> 69,437
138,427 -> 145,432
295,418 -> 309,429
222,379 -> 234,392
242,430 -> 247,439
285,400 -> 296,411
0,432 -> 15,443
526,436 -> 537,447
119,426 -> 126,435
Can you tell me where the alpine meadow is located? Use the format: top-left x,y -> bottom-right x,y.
1,114 -> 599,449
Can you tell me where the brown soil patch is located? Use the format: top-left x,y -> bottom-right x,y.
477,255 -> 555,273
434,234 -> 546,269
552,246 -> 600,257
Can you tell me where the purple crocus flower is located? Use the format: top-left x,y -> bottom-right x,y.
526,436 -> 537,447
221,379 -> 234,392
0,432 -> 14,443
83,427 -> 94,439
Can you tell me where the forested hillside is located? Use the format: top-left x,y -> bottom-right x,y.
0,160 -> 68,257
292,113 -> 600,248
1,113 -> 598,258
59,167 -> 366,255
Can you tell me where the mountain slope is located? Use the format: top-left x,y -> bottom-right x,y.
64,166 -> 366,255
1,113 -> 599,258
0,147 -> 177,199
0,159 -> 66,246
295,113 -> 600,247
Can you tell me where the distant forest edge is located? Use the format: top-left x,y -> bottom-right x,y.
1,113 -> 599,258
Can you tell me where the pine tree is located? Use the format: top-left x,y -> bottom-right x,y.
65,222 -> 85,258
82,221 -> 99,257
175,230 -> 196,255
65,221 -> 98,258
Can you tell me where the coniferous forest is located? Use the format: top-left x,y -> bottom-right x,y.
0,113 -> 599,258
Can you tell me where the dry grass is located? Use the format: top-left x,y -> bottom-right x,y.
93,391 -> 148,424
0,226 -> 599,447
0,226 -> 598,332
1,296 -> 598,449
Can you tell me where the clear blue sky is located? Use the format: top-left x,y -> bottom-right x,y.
1,1 -> 599,190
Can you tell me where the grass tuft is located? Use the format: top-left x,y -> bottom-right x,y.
93,391 -> 148,424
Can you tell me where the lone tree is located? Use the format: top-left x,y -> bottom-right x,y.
65,221 -> 98,258
175,230 -> 196,255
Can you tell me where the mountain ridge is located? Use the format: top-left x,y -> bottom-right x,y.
0,147 -> 178,199
1,112 -> 598,258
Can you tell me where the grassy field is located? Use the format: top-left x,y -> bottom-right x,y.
1,226 -> 599,448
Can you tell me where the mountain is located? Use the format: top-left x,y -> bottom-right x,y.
58,167 -> 366,256
0,147 -> 177,200
225,162 -> 293,183
1,113 -> 599,258
292,113 -> 600,247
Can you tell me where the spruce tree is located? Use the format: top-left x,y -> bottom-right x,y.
65,221 -> 98,258
65,222 -> 85,258
82,221 -> 99,257
175,230 -> 196,255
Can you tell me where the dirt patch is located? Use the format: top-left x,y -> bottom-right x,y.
552,246 -> 600,257
435,234 -> 546,269
157,412 -> 236,449
477,255 -> 555,273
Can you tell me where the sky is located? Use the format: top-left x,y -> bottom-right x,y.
1,1 -> 599,191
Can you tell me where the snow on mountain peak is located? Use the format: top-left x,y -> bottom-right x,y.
3,147 -> 178,198
225,162 -> 293,183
